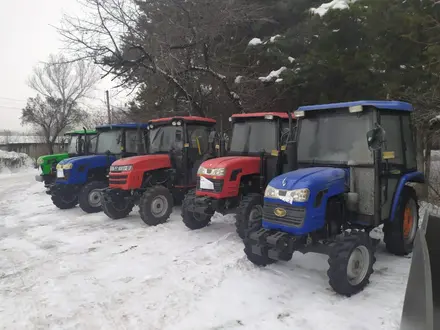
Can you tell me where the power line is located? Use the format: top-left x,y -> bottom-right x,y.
0,97 -> 27,103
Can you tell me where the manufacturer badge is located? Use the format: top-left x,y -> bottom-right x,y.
274,207 -> 287,217
282,177 -> 287,187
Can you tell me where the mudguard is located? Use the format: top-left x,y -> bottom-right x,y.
389,171 -> 424,221
56,155 -> 116,185
400,208 -> 440,330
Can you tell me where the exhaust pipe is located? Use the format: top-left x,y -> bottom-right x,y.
400,208 -> 440,330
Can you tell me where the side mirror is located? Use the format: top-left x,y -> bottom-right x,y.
367,124 -> 385,151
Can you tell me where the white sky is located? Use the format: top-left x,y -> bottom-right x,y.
0,0 -> 128,132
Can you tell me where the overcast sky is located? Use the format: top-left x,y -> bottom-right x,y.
0,0 -> 127,132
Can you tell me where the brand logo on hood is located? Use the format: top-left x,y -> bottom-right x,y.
274,207 -> 287,217
282,177 -> 287,187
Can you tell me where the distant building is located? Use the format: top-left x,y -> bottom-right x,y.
0,135 -> 66,159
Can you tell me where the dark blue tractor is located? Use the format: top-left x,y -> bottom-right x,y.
48,123 -> 148,213
244,100 -> 424,297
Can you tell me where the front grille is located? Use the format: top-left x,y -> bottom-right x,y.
109,174 -> 128,185
263,203 -> 305,227
197,177 -> 223,193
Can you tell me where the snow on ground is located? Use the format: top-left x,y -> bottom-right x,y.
0,170 -> 413,330
0,150 -> 34,175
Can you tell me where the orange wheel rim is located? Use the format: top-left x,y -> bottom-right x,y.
403,206 -> 413,239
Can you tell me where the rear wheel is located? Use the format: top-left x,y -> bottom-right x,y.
384,186 -> 419,256
51,193 -> 78,209
236,194 -> 264,239
182,189 -> 212,230
78,181 -> 108,213
101,192 -> 134,220
139,185 -> 173,226
327,231 -> 375,297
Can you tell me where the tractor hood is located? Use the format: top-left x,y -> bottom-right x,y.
112,154 -> 171,171
202,156 -> 260,169
269,167 -> 346,191
37,153 -> 68,164
58,154 -> 116,169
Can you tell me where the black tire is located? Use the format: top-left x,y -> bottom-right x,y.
139,185 -> 173,226
243,240 -> 277,267
384,186 -> 419,256
78,181 -> 108,213
327,231 -> 376,297
236,193 -> 264,239
51,193 -> 78,209
181,189 -> 212,230
101,193 -> 134,220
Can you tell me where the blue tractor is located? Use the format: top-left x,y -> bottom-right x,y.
244,100 -> 424,296
48,123 -> 148,213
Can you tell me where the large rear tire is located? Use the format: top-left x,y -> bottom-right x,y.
327,231 -> 375,297
101,193 -> 134,220
182,189 -> 212,230
51,193 -> 78,210
78,181 -> 108,213
384,186 -> 419,256
139,185 -> 173,226
236,194 -> 264,239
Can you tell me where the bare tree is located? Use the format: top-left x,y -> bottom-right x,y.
22,54 -> 98,154
57,0 -> 265,117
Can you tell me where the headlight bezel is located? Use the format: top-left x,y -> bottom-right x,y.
264,185 -> 310,203
56,163 -> 73,170
37,157 -> 44,165
197,166 -> 226,177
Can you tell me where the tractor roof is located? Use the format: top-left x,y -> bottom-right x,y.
95,123 -> 149,130
297,100 -> 413,112
149,116 -> 216,124
65,129 -> 97,135
231,112 -> 293,119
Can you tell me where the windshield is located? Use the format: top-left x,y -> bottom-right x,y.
148,126 -> 183,153
298,109 -> 373,164
67,135 -> 79,154
96,130 -> 123,154
229,120 -> 277,153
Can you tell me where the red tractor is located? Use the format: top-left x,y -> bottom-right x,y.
100,116 -> 219,225
182,112 -> 297,238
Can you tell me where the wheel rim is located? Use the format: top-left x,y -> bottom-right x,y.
88,190 -> 102,208
347,245 -> 370,286
151,195 -> 168,218
248,205 -> 263,228
403,198 -> 418,243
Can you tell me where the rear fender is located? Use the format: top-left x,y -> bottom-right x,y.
389,171 -> 424,222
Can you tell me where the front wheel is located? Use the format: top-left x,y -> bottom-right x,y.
78,181 -> 108,213
384,186 -> 419,256
236,194 -> 264,239
181,189 -> 212,230
51,193 -> 78,210
139,185 -> 173,226
327,231 -> 376,297
101,192 -> 134,220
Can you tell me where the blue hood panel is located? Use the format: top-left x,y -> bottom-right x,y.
57,155 -> 117,185
263,167 -> 347,235
269,167 -> 346,190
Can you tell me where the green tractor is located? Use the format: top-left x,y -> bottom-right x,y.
35,129 -> 97,187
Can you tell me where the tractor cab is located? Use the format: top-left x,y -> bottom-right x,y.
245,100 -> 424,297
48,123 -> 148,213
182,112 -> 296,238
35,129 -> 97,187
101,116 -> 217,225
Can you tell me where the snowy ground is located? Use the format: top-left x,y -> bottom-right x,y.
0,170 -> 413,330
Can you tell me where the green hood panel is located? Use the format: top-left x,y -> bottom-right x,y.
37,153 -> 69,175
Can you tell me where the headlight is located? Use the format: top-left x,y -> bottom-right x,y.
110,165 -> 133,172
63,163 -> 73,170
264,185 -> 310,202
37,157 -> 44,165
197,166 -> 226,176
56,163 -> 62,170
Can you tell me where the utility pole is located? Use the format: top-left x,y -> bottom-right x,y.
105,90 -> 112,124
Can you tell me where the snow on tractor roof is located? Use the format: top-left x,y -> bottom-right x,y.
96,123 -> 149,130
231,112 -> 293,119
149,116 -> 216,124
297,100 -> 413,112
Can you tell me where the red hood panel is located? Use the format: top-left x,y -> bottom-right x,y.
201,156 -> 260,171
112,154 -> 171,170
